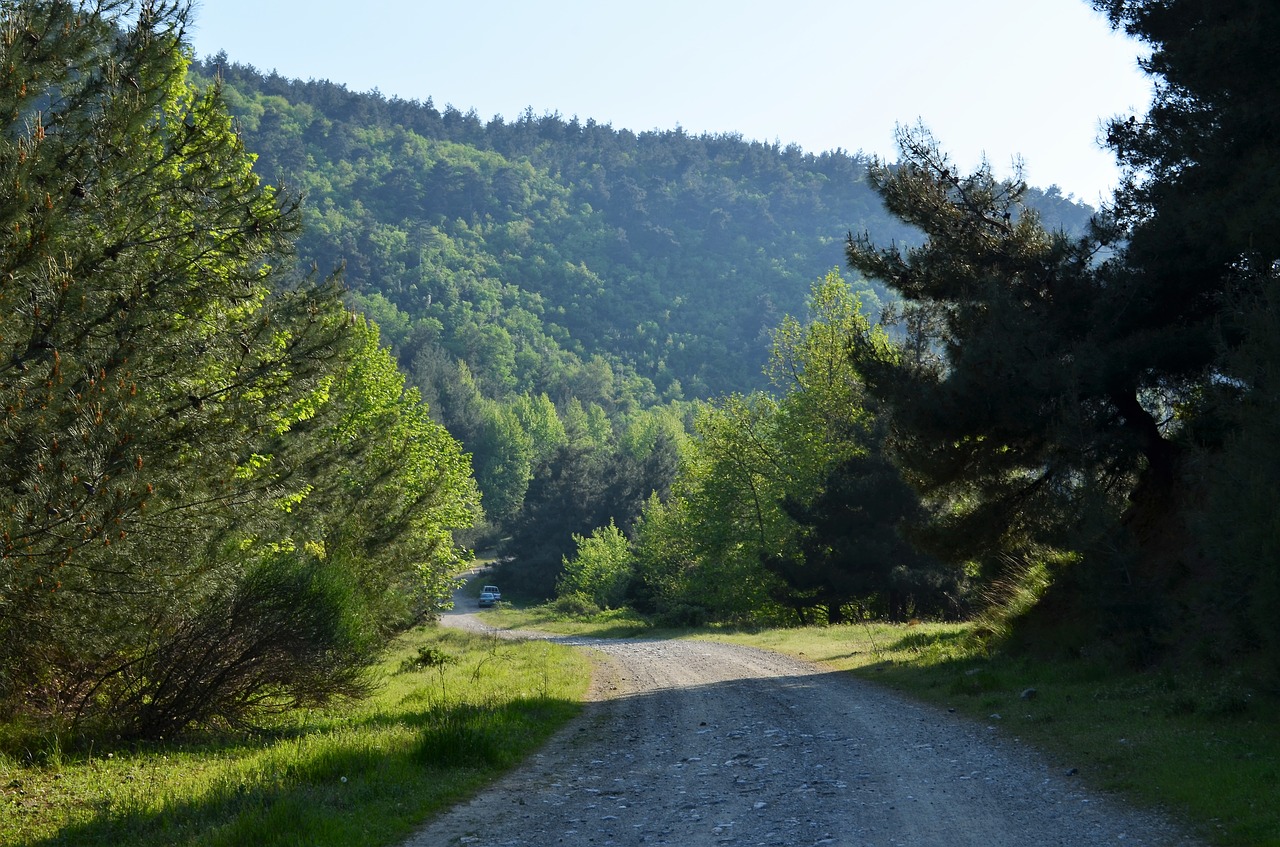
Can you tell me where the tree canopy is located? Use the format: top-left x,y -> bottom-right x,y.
624,272 -> 958,625
178,51 -> 1097,562
0,0 -> 478,737
837,0 -> 1280,669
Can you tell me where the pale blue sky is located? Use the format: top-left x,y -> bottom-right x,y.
189,0 -> 1152,205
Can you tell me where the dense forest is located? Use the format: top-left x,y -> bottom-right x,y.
3,0 -> 1277,743
193,55 -> 1095,591
200,56 -> 1092,405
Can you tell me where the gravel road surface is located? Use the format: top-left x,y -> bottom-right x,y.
403,605 -> 1205,847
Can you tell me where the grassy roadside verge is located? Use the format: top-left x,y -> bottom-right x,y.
0,625 -> 591,847
485,605 -> 1279,847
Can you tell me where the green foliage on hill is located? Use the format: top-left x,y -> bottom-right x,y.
563,272 -> 961,626
195,57 -> 1093,409
200,57 -> 870,400
187,56 -> 1093,570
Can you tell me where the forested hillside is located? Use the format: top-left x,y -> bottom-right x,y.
190,57 -> 1093,571
188,1 -> 1280,687
201,57 -> 1092,405
549,0 -> 1280,689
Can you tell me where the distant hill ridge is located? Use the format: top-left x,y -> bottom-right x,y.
197,56 -> 1095,410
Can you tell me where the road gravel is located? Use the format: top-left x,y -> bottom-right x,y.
403,604 -> 1206,847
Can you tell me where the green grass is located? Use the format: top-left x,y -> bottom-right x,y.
0,626 -> 591,847
482,599 -> 656,639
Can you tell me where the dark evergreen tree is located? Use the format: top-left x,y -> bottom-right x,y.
845,1 -> 1280,660
499,442 -> 608,599
1093,0 -> 1280,668
845,129 -> 1111,571
1095,0 -> 1280,290
765,447 -> 957,624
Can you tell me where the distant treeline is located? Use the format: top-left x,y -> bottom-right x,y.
198,55 -> 1093,406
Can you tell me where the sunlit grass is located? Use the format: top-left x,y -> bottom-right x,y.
0,626 -> 590,847
13,600 -> 1276,847
482,601 -> 656,639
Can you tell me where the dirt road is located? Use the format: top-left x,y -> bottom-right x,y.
404,606 -> 1204,847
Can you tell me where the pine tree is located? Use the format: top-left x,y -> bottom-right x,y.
844,128 -> 1112,571
1094,0 -> 1280,667
0,2 -> 480,733
845,0 -> 1280,655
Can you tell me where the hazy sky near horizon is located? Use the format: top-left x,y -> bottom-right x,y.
189,0 -> 1153,205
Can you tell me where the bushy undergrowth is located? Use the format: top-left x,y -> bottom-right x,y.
0,626 -> 589,847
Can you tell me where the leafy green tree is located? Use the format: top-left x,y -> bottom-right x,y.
630,273 -> 910,624
275,317 -> 481,626
472,402 -> 533,527
766,271 -> 886,498
410,348 -> 486,444
557,520 -> 632,610
514,392 -> 568,466
629,493 -> 702,620
560,397 -> 612,452
616,403 -> 690,464
662,394 -> 792,622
